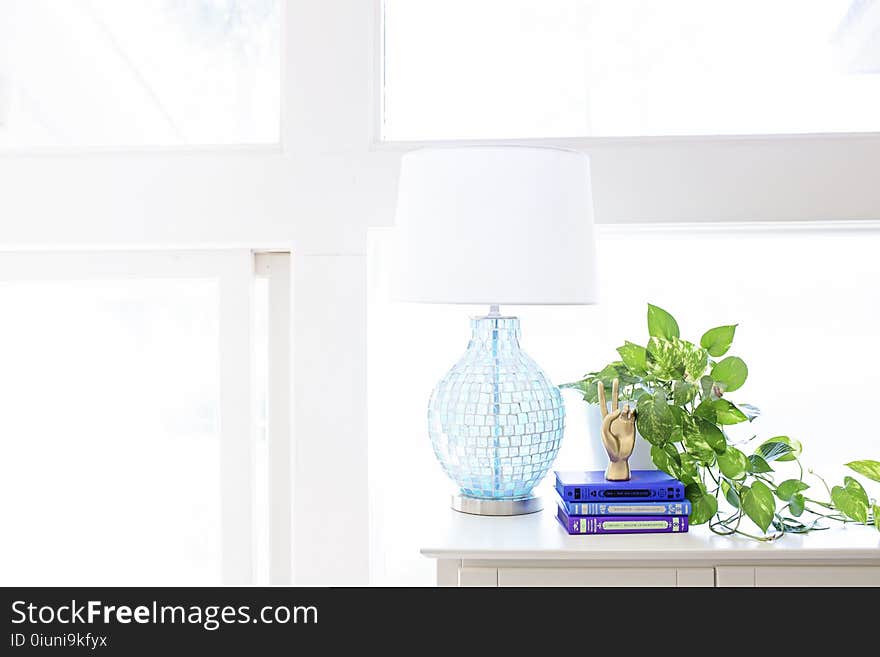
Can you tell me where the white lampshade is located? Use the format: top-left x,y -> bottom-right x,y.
393,146 -> 598,305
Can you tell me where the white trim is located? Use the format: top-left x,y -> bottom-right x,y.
255,252 -> 293,585
372,131 -> 880,152
371,0 -> 386,146
596,219 -> 880,238
218,251 -> 257,584
277,0 -> 290,153
370,220 -> 880,244
0,143 -> 283,159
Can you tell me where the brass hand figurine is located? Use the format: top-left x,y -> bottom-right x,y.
598,378 -> 636,481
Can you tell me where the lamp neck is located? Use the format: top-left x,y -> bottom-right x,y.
468,315 -> 521,352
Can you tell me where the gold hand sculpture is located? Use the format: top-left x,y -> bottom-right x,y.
598,378 -> 636,481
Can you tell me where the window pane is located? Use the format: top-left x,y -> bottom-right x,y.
383,0 -> 880,140
0,0 -> 280,149
0,278 -> 222,584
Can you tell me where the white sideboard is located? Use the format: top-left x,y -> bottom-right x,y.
421,504 -> 880,587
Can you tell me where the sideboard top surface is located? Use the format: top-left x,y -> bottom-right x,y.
421,503 -> 880,563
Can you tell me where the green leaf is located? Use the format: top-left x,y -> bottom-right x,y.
644,337 -> 707,381
671,406 -> 697,436
700,324 -> 737,357
742,481 -> 776,532
646,337 -> 685,380
874,504 -> 880,531
560,378 -> 601,404
831,484 -> 869,524
595,362 -> 642,388
686,483 -> 718,525
776,479 -> 810,502
790,493 -> 805,517
757,436 -> 801,462
616,341 -> 647,373
689,398 -> 746,425
678,454 -> 700,486
636,390 -> 675,445
634,388 -> 653,401
695,417 -> 726,454
756,440 -> 795,462
844,476 -> 869,508
845,460 -> 880,484
651,443 -> 681,479
747,454 -> 773,473
681,343 -> 709,381
673,380 -> 696,406
694,399 -> 716,423
711,399 -> 748,425
647,303 -> 680,340
773,515 -> 821,534
711,356 -> 748,393
682,425 -> 716,465
721,479 -> 741,509
699,375 -> 714,400
717,446 -> 749,480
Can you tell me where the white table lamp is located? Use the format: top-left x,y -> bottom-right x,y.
394,146 -> 598,515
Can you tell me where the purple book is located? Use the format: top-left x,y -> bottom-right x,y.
557,503 -> 688,535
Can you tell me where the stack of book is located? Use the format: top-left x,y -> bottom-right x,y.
554,470 -> 690,535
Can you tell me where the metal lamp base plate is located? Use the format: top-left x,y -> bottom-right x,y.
451,494 -> 543,516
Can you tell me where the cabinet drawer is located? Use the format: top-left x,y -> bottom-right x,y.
756,566 -> 880,587
498,567 -> 677,587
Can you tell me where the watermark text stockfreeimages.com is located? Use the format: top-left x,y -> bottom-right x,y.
11,599 -> 317,632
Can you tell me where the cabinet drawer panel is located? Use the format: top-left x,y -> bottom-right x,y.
498,567 -> 677,587
458,567 -> 498,587
755,566 -> 880,587
676,567 -> 714,587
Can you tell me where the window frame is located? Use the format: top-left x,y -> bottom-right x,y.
372,0 -> 880,226
374,0 -> 880,146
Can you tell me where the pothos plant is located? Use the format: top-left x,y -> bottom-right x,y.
562,303 -> 880,540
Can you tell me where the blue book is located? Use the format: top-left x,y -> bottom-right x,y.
561,498 -> 691,517
555,470 -> 685,503
557,503 -> 689,535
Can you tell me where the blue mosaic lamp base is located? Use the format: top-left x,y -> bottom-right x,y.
427,310 -> 565,515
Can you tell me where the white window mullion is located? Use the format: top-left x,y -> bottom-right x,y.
217,250 -> 258,585
255,251 -> 293,585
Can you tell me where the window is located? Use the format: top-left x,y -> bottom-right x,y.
0,250 -> 292,585
0,275 -> 224,584
382,0 -> 880,140
0,0 -> 281,149
368,224 -> 880,584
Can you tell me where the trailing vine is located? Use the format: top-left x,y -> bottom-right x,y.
563,303 -> 880,540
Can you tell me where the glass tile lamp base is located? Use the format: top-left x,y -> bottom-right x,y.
428,309 -> 564,516
451,494 -> 543,516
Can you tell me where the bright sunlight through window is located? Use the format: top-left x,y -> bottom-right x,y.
383,0 -> 880,140
0,0 -> 281,149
